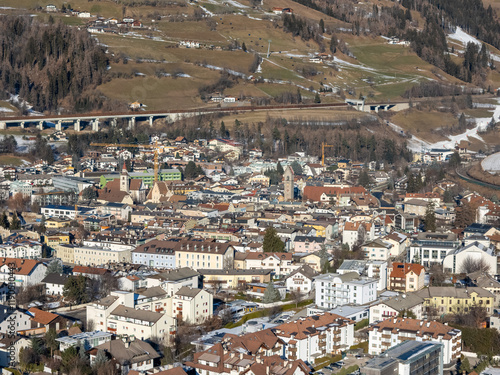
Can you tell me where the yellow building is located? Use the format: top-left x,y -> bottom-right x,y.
45,217 -> 72,229
44,232 -> 71,247
416,286 -> 495,316
248,174 -> 270,187
200,269 -> 272,289
175,240 -> 234,270
54,244 -> 75,264
296,253 -> 323,272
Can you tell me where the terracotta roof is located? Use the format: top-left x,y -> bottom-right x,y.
369,317 -> 461,340
245,252 -> 292,261
28,307 -> 60,325
0,258 -> 42,275
274,313 -> 354,340
390,263 -> 425,278
303,186 -> 367,202
223,328 -> 283,354
72,265 -> 108,275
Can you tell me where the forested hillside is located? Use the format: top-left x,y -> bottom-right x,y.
0,16 -> 113,113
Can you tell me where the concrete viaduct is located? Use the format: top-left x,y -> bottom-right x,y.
0,101 -> 411,132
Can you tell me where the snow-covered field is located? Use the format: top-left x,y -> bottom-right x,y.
395,97 -> 500,152
448,27 -> 500,62
482,152 -> 500,172
448,27 -> 481,47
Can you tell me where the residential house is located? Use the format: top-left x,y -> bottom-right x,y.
361,238 -> 393,261
285,265 -> 319,294
0,304 -> 31,334
387,262 -> 425,292
41,273 -> 68,296
369,293 -> 425,323
0,258 -> 47,288
26,308 -> 69,335
172,286 -> 213,323
342,221 -> 374,248
89,337 -> 160,374
244,252 -> 294,278
293,236 -> 325,253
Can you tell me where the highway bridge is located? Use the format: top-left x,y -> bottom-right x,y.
0,100 -> 410,132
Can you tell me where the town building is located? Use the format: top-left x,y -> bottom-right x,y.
362,340 -> 444,375
368,317 -> 461,365
172,286 -> 213,323
387,262 -> 425,292
369,293 -> 425,324
314,272 -> 378,308
273,313 -> 355,361
416,286 -> 495,316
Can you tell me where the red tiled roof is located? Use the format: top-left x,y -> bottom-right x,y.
28,307 -> 59,325
0,258 -> 41,275
72,265 -> 108,275
390,262 -> 425,278
303,186 -> 367,202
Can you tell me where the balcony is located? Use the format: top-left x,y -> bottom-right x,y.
107,327 -> 117,332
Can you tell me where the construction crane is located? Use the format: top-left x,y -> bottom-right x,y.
321,142 -> 334,167
90,142 -> 161,182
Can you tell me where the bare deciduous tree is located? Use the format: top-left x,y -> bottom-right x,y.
459,256 -> 491,274
290,290 -> 304,308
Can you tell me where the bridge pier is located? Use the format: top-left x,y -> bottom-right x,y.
0,122 -> 5,130
92,119 -> 99,132
128,117 -> 135,130
20,122 -> 25,129
110,118 -> 117,127
37,121 -> 44,130
56,120 -> 62,131
149,116 -> 154,126
74,119 -> 81,132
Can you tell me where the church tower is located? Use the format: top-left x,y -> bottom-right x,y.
120,161 -> 129,193
283,166 -> 294,201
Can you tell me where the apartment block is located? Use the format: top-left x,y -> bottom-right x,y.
273,313 -> 355,362
368,317 -> 461,365
314,272 -> 378,308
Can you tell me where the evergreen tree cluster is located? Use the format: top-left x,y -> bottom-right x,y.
283,14 -> 324,43
0,15 -> 109,112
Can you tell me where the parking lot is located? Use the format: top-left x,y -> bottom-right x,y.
313,354 -> 370,375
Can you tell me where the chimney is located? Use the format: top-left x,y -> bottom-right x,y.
239,353 -> 243,359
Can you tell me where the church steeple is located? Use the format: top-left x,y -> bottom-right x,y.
120,161 -> 129,192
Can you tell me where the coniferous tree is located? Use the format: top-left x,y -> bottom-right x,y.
358,169 -> 371,188
0,212 -> 9,229
263,227 -> 285,252
10,213 -> 20,230
276,162 -> 284,177
262,282 -> 281,303
424,202 -> 437,232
